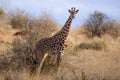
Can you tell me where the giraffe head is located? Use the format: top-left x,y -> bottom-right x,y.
68,7 -> 79,19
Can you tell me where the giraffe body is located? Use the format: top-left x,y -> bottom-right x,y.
34,7 -> 79,73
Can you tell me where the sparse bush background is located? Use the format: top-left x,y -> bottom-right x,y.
79,39 -> 106,50
0,8 -> 5,18
82,11 -> 120,38
0,7 -> 120,80
0,8 -> 9,25
33,13 -> 60,39
9,9 -> 36,30
8,10 -> 60,38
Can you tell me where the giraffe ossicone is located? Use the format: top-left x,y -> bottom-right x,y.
34,7 -> 79,73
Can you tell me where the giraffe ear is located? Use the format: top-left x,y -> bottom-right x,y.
68,9 -> 71,12
76,10 -> 79,13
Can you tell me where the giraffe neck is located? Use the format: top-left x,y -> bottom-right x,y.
61,15 -> 73,32
53,15 -> 74,41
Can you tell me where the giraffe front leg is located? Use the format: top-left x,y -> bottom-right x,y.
35,50 -> 48,73
56,52 -> 62,66
34,53 -> 48,79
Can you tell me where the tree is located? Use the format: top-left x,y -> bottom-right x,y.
83,11 -> 119,38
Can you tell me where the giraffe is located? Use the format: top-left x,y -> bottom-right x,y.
34,7 -> 79,73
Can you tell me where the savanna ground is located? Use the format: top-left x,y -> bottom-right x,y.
0,8 -> 120,80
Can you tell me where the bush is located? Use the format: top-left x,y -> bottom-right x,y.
67,44 -> 80,55
0,8 -> 8,24
9,9 -> 35,30
0,13 -> 60,74
83,11 -> 120,38
79,40 -> 106,51
0,37 -> 36,74
9,10 -> 59,38
34,13 -> 60,38
104,22 -> 120,38
0,9 -> 5,18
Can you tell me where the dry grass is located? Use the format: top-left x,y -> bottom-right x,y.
61,27 -> 120,80
0,29 -> 120,80
0,32 -> 59,80
79,38 -> 106,50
